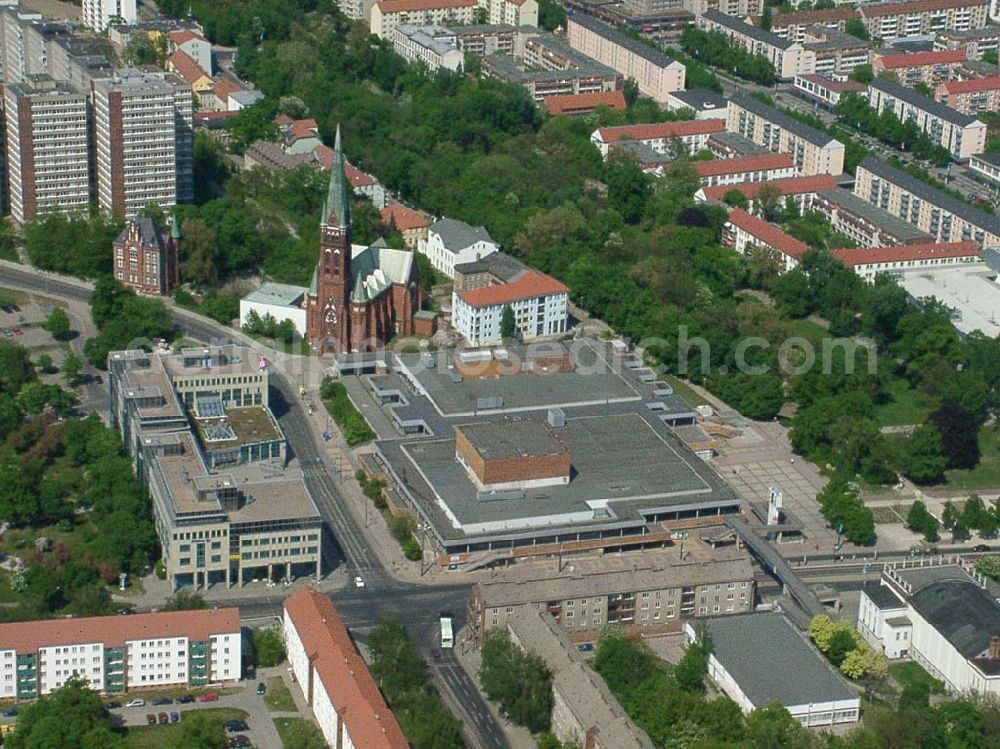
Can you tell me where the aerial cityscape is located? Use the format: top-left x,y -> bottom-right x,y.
0,0 -> 999,746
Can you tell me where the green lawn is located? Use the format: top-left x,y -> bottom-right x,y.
943,427 -> 1000,490
263,677 -> 297,712
274,717 -> 326,749
661,375 -> 710,408
874,378 -> 929,428
788,319 -> 830,347
889,661 -> 945,695
123,707 -> 248,749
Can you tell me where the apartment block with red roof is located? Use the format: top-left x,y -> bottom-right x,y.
696,173 -> 839,212
723,209 -> 810,272
370,0 -> 478,38
283,589 -> 409,749
872,49 -> 966,86
936,75 -> 1000,114
452,268 -> 569,345
832,241 -> 981,282
590,119 -> 726,158
695,153 -> 798,187
0,608 -> 240,699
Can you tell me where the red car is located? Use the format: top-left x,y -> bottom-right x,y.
198,692 -> 219,703
11,328 -> 21,336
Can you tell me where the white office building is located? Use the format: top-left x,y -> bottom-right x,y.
389,25 -> 465,72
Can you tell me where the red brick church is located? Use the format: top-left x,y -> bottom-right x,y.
307,128 -> 421,353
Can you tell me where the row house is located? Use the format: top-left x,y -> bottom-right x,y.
867,78 -> 986,160
854,157 -> 1000,248
793,74 -> 865,108
936,75 -> 1000,115
812,188 -> 931,248
770,8 -> 859,43
696,173 -> 839,211
694,153 -> 798,187
934,27 -> 1000,59
727,93 -> 845,175
370,0 -> 477,38
802,28 -> 873,77
859,0 -> 989,42
872,48 -> 967,86
832,241 -> 981,282
723,208 -> 809,272
590,119 -> 726,157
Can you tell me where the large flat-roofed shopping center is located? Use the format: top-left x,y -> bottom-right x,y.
108,346 -> 323,590
354,339 -> 739,558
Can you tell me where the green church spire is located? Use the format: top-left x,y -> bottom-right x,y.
323,125 -> 351,229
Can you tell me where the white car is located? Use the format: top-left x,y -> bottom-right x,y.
353,575 -> 365,588
125,699 -> 145,708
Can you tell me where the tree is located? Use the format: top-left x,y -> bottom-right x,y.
180,218 -> 219,286
942,500 -> 960,530
500,304 -> 516,340
928,402 -> 980,470
162,590 -> 207,611
974,555 -> 1000,583
34,353 -> 54,374
44,307 -> 71,340
253,625 -> 287,667
841,644 -> 888,680
675,636 -> 710,693
907,500 -> 940,542
63,353 -> 83,387
845,18 -> 871,40
480,629 -> 553,733
902,423 -> 947,485
745,702 -> 804,749
722,189 -> 750,210
6,678 -> 126,749
605,153 -> 651,224
167,711 -> 226,749
280,719 -> 327,749
623,78 -> 639,107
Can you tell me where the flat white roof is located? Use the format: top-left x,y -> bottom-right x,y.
897,265 -> 1000,337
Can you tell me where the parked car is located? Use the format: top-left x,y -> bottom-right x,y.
256,682 -> 266,696
11,328 -> 22,335
10,305 -> 20,312
1,305 -> 12,313
176,695 -> 196,704
104,702 -> 120,711
973,544 -> 992,552
170,712 -> 180,723
3,330 -> 12,338
126,699 -> 145,708
198,692 -> 218,703
151,697 -> 173,706
431,646 -> 441,658
576,643 -> 595,653
157,712 -> 169,724
225,719 -> 249,733
229,736 -> 251,748
94,375 -> 104,385
146,714 -> 156,725
2,707 -> 19,717
353,575 -> 365,588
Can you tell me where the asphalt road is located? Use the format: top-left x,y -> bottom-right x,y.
0,264 -> 509,749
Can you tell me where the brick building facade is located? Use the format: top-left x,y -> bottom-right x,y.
113,215 -> 180,296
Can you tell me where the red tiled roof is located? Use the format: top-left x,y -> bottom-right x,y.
596,119 -> 726,144
311,144 -> 334,170
458,269 -> 568,308
861,0 -> 986,18
273,116 -> 318,141
832,241 -> 980,268
0,608 -> 240,654
376,0 -> 475,12
212,78 -> 241,101
876,49 -> 966,69
772,7 -> 858,25
702,174 -> 838,201
727,209 -> 809,260
938,75 -> 1000,95
345,160 -> 377,188
695,153 -> 795,178
168,28 -> 208,45
382,202 -> 432,232
168,49 -> 209,85
545,90 -> 626,115
284,589 -> 409,749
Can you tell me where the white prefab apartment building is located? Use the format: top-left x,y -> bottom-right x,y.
419,217 -> 499,278
0,608 -> 240,700
283,589 -> 408,749
3,78 -> 90,223
452,268 -> 568,344
858,560 -> 1000,696
687,613 -> 860,727
83,0 -> 137,32
371,0 -> 477,38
